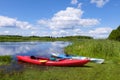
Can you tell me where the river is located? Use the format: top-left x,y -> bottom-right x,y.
0,41 -> 70,73
0,41 -> 70,58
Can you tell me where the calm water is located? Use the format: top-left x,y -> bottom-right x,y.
0,41 -> 70,59
0,41 -> 70,73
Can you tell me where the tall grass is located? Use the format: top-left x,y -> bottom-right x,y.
65,39 -> 120,60
0,55 -> 12,65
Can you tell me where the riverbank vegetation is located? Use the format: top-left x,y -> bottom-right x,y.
0,39 -> 120,80
65,39 -> 120,61
0,55 -> 12,65
0,35 -> 93,42
108,25 -> 120,41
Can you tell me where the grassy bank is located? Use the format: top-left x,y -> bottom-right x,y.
65,39 -> 120,61
0,55 -> 12,65
0,39 -> 120,80
0,62 -> 120,80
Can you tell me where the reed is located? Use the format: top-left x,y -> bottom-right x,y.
65,39 -> 120,60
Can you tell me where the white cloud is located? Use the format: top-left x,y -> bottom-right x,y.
0,16 -> 33,29
77,3 -> 82,8
89,27 -> 112,34
0,30 -> 10,35
89,27 -> 112,38
71,0 -> 78,4
51,30 -> 69,37
38,7 -> 99,30
73,29 -> 82,34
71,0 -> 82,9
4,31 -> 9,34
90,0 -> 109,7
31,31 -> 37,35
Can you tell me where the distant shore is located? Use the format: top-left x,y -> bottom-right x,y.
0,35 -> 93,42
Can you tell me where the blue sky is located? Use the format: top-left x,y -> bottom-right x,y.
0,0 -> 120,38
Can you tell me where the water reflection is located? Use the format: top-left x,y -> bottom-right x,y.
0,41 -> 70,74
0,41 -> 70,58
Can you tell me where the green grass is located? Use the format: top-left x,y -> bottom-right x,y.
0,39 -> 120,80
23,63 -> 120,80
65,39 -> 120,61
0,62 -> 120,80
0,55 -> 12,65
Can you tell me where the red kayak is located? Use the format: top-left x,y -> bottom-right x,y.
17,56 -> 90,67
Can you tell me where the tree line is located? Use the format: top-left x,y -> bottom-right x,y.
0,35 -> 93,42
108,25 -> 120,41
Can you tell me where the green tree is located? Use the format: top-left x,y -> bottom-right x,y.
108,25 -> 120,41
